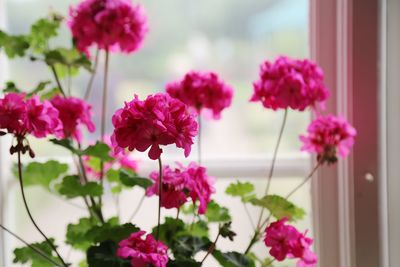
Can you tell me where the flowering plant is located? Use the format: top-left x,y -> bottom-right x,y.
0,1 -> 356,267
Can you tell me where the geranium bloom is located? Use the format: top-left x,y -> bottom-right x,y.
117,230 -> 169,267
50,95 -> 95,142
146,165 -> 188,209
111,93 -> 198,160
300,115 -> 356,164
166,71 -> 233,119
0,93 -> 62,138
146,162 -> 215,214
251,56 -> 329,111
264,218 -> 317,267
69,0 -> 148,55
84,136 -> 138,179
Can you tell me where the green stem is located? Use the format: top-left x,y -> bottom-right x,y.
201,229 -> 221,264
128,193 -> 146,222
17,151 -> 67,267
0,224 -> 62,267
50,65 -> 66,97
156,156 -> 163,240
84,48 -> 100,100
198,116 -> 202,165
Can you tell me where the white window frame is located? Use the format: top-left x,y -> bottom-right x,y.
0,0 -> 386,266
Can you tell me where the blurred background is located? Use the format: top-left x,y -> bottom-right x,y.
1,0 -> 311,266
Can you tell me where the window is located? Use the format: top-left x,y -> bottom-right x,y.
6,0 -> 390,267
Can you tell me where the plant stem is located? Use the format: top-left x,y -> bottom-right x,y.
17,151 -> 67,267
99,49 -> 110,210
201,229 -> 221,264
67,66 -> 72,96
0,224 -> 62,267
128,193 -> 146,222
50,65 -> 66,97
243,203 -> 256,230
198,116 -> 202,165
156,156 -> 163,240
245,109 -> 288,254
84,48 -> 100,100
176,207 -> 181,220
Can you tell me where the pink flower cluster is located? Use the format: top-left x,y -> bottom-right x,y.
265,218 -> 317,267
251,56 -> 329,111
84,136 -> 138,179
0,93 -> 61,138
111,93 -> 198,160
166,71 -> 233,119
117,230 -> 168,267
300,115 -> 356,164
69,0 -> 148,55
146,162 -> 215,214
50,95 -> 95,143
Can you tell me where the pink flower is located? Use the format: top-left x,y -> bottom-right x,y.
251,56 -> 329,111
146,165 -> 188,209
111,93 -> 198,160
50,95 -> 95,142
117,230 -> 169,267
0,93 -> 62,138
146,162 -> 215,214
69,0 -> 148,55
166,71 -> 233,119
300,115 -> 356,164
264,218 -> 317,267
185,162 -> 215,214
83,135 -> 139,179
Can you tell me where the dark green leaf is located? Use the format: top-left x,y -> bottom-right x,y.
0,30 -> 30,58
49,138 -> 80,154
212,251 -> 255,267
167,259 -> 201,267
87,223 -> 139,244
120,169 -> 152,189
14,160 -> 68,190
219,222 -> 236,241
13,239 -> 62,267
3,81 -> 21,93
181,220 -> 209,238
87,241 -> 130,267
57,175 -> 103,198
205,201 -> 231,222
82,141 -> 113,161
152,217 -> 185,247
250,195 -> 305,221
27,81 -> 52,97
172,235 -> 211,259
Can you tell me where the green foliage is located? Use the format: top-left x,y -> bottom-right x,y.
66,218 -> 99,251
172,235 -> 211,259
57,175 -> 103,199
44,48 -> 91,78
13,239 -> 61,267
0,31 -> 30,58
87,241 -> 130,267
205,201 -> 231,222
119,169 -> 152,189
219,222 -> 236,241
212,251 -> 255,267
83,141 -> 113,161
225,181 -> 256,203
87,222 -> 139,244
3,81 -> 21,93
250,195 -> 305,221
183,220 -> 209,238
14,160 -> 68,190
152,217 -> 185,247
167,259 -> 202,267
29,18 -> 60,53
50,138 -> 81,154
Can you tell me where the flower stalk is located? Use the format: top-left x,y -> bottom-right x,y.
156,156 -> 163,240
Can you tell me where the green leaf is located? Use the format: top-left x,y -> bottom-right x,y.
172,235 -> 211,259
27,81 -> 52,97
13,239 -> 62,267
57,175 -> 103,198
14,160 -> 68,190
219,222 -> 237,241
167,259 -> 202,267
41,87 -> 61,100
0,30 -> 30,58
50,138 -> 81,154
205,201 -> 231,222
181,220 -> 209,238
83,141 -> 113,161
152,217 -> 185,247
66,218 -> 99,251
212,251 -> 255,267
87,241 -> 130,267
250,195 -> 305,221
29,18 -> 60,53
120,169 -> 152,189
226,181 -> 256,203
87,223 -> 139,244
3,81 -> 21,93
